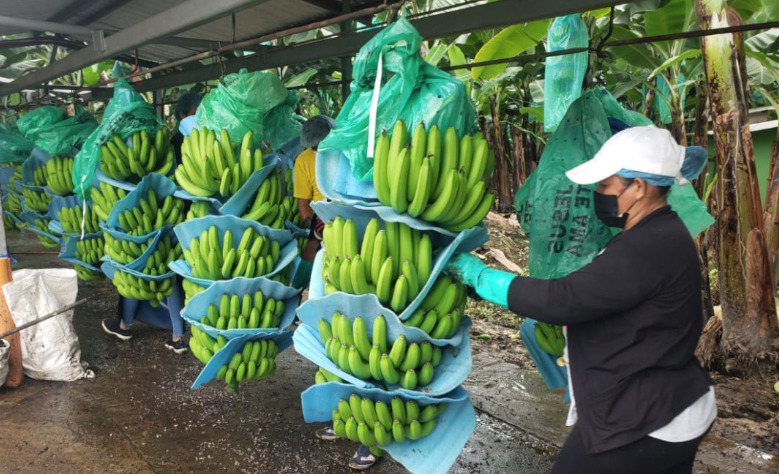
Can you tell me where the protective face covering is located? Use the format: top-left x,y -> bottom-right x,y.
593,182 -> 638,228
179,115 -> 197,137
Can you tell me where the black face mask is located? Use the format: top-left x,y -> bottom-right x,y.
593,184 -> 635,228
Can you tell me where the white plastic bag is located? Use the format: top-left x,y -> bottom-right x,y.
0,339 -> 9,386
3,268 -> 93,381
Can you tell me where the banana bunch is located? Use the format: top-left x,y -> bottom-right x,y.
6,191 -> 22,214
103,232 -> 155,264
182,225 -> 281,280
269,264 -> 292,286
58,203 -> 100,234
182,279 -> 206,304
329,393 -> 444,448
185,200 -> 211,221
22,187 -> 52,212
140,235 -> 183,276
314,366 -> 344,384
321,217 -> 433,314
175,128 -> 264,198
117,190 -> 185,236
197,290 -> 286,330
90,182 -> 128,221
74,237 -> 105,266
33,218 -> 59,248
189,328 -> 280,389
535,322 -> 565,357
3,214 -> 14,230
111,269 -> 175,306
242,167 -> 298,229
44,156 -> 75,195
100,128 -> 175,181
318,313 -> 442,390
403,274 -> 467,339
74,263 -> 102,281
374,120 -> 495,231
32,166 -> 47,187
9,167 -> 22,192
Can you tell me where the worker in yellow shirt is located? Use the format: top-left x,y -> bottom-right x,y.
292,115 -> 335,287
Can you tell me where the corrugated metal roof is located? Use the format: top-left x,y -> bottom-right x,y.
2,0 -> 377,63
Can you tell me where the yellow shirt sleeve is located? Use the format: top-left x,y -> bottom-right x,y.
293,148 -> 324,202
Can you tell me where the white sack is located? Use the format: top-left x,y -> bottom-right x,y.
3,268 -> 93,381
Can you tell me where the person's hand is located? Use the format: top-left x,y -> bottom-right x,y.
445,251 -> 515,309
444,252 -> 489,288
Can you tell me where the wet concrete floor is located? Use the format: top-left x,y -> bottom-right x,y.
2,227 -> 776,473
0,228 -> 555,473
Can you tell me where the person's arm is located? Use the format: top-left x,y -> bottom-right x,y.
298,198 -> 315,227
446,241 -> 654,326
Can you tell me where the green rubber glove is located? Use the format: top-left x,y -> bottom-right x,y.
444,252 -> 515,309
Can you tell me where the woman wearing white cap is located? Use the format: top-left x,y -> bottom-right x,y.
446,126 -> 716,473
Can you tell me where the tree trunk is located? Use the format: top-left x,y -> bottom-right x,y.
763,141 -> 779,282
488,95 -> 512,213
695,0 -> 779,364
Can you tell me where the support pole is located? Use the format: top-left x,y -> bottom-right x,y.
0,199 -> 22,387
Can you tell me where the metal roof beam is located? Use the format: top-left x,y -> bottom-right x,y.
0,0 -> 272,96
0,15 -> 93,37
132,0 -> 628,92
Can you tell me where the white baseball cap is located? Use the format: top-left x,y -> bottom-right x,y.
566,126 -> 705,186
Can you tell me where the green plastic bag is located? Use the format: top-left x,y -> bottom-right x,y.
17,105 -> 97,156
515,88 -> 713,279
543,15 -> 589,133
195,69 -> 301,150
0,123 -> 34,164
17,106 -> 64,139
72,78 -> 163,199
319,17 -> 476,182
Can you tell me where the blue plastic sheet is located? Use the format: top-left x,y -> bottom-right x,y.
104,173 -> 178,232
519,319 -> 569,397
311,182 -> 489,238
59,233 -> 104,272
306,202 -> 487,322
293,313 -> 472,397
214,161 -> 278,216
47,195 -> 95,236
21,148 -> 51,185
191,330 -> 294,389
95,169 -> 138,193
101,258 -> 175,282
301,382 -> 475,474
181,277 -> 302,339
170,215 -> 297,286
20,210 -> 61,243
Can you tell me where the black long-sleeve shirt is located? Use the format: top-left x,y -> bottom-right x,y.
508,206 -> 712,453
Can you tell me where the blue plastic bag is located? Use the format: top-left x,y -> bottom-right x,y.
169,215 -> 298,286
181,277 -> 302,339
191,330 -> 294,389
293,305 -> 472,397
301,382 -> 475,474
